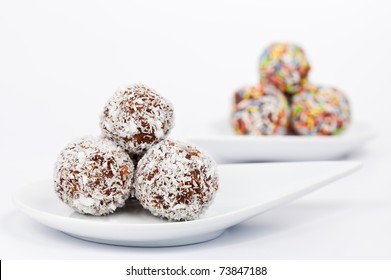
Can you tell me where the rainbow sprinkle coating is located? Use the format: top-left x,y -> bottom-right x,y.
231,83 -> 289,135
259,43 -> 310,94
291,85 -> 351,135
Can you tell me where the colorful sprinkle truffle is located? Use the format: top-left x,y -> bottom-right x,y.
291,85 -> 351,135
100,83 -> 174,157
54,137 -> 134,216
134,139 -> 219,221
231,83 -> 290,135
259,43 -> 311,94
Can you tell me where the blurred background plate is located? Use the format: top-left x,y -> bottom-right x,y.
188,122 -> 375,163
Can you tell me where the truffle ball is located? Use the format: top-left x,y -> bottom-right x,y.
259,43 -> 311,94
291,85 -> 351,135
100,83 -> 174,156
231,83 -> 290,135
134,139 -> 219,221
54,137 -> 134,215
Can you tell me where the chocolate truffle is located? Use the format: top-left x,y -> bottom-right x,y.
54,137 -> 134,215
259,43 -> 311,94
100,83 -> 174,156
231,83 -> 290,135
291,85 -> 351,135
134,139 -> 219,221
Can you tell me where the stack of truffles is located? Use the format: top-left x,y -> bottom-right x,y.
54,83 -> 219,221
232,42 -> 351,136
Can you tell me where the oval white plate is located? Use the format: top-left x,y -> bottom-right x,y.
188,122 -> 375,163
14,161 -> 361,247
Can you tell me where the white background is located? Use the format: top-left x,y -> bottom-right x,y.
0,0 -> 390,259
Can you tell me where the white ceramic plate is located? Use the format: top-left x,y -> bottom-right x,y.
188,122 -> 375,163
14,161 -> 361,247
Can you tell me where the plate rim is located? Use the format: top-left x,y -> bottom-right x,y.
187,121 -> 377,143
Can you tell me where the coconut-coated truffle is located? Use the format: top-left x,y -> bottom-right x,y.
259,42 -> 311,94
134,139 -> 219,221
291,85 -> 351,135
100,83 -> 174,156
231,83 -> 290,135
54,136 -> 134,215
